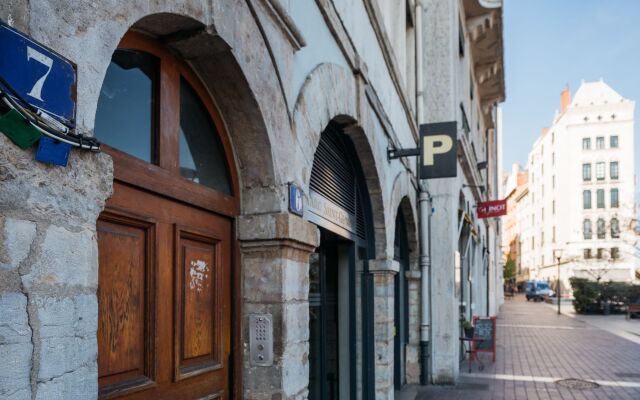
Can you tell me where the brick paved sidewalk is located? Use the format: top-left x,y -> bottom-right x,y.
400,294 -> 640,400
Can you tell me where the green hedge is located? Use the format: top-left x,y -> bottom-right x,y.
570,277 -> 640,314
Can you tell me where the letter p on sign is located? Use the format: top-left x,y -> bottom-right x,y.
423,135 -> 453,166
420,121 -> 457,179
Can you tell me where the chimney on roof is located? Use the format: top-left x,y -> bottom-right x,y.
542,127 -> 549,136
561,87 -> 571,113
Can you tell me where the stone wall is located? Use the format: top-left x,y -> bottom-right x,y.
0,0 -> 424,398
0,133 -> 112,399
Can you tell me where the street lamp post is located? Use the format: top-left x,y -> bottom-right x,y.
553,248 -> 564,315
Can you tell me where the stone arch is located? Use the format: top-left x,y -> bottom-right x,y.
389,173 -> 419,269
73,2 -> 289,214
293,62 -> 387,259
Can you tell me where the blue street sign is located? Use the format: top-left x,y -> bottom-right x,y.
289,183 -> 304,216
0,22 -> 76,126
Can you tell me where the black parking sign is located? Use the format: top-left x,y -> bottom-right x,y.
420,121 -> 457,179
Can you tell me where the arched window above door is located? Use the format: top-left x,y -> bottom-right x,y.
95,34 -> 232,195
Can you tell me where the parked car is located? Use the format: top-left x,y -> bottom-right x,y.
526,281 -> 554,302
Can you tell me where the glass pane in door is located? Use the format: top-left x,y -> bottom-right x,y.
179,79 -> 231,194
95,49 -> 157,163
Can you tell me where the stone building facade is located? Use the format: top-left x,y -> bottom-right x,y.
0,0 -> 504,399
515,81 -> 637,290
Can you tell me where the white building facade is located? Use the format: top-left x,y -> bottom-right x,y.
523,81 -> 637,289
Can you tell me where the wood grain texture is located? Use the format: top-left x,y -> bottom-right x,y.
97,31 -> 238,400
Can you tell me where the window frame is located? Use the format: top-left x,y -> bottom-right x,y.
610,135 -> 619,148
99,32 -> 239,216
596,162 -> 605,181
610,161 -> 619,180
597,189 -> 605,208
582,163 -> 591,181
582,138 -> 591,150
610,188 -> 619,208
583,190 -> 591,209
583,219 -> 592,240
596,136 -> 605,149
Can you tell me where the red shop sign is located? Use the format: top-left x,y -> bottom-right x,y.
477,199 -> 507,219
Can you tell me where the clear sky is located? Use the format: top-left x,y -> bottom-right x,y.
501,1 -> 640,177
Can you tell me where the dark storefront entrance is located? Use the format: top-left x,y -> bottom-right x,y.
306,123 -> 375,399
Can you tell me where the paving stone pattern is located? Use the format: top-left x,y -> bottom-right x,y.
413,295 -> 640,400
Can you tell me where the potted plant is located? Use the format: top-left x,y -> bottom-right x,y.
462,319 -> 474,338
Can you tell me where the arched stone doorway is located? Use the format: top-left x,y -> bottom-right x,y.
306,122 -> 376,400
94,32 -> 239,399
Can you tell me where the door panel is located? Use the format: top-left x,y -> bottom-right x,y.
97,214 -> 156,397
174,228 -> 224,380
98,182 -> 231,400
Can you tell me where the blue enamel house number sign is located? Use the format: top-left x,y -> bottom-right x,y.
0,21 -> 77,126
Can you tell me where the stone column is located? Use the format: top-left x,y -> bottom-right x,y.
405,269 -> 421,383
238,213 -> 319,400
0,133 -> 112,400
423,0 -> 462,384
369,258 -> 398,399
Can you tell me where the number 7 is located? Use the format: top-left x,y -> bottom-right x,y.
26,46 -> 53,101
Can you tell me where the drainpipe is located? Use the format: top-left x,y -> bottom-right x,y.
418,190 -> 431,385
415,0 -> 431,386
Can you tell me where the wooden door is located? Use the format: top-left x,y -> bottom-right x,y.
98,182 -> 231,399
94,32 -> 239,400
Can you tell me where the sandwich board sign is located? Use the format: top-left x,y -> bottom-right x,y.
420,121 -> 457,179
0,21 -> 76,126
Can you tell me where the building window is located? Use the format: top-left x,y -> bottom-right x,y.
582,163 -> 591,181
542,207 -> 544,220
597,248 -> 604,258
552,175 -> 555,189
541,231 -> 544,244
611,247 -> 620,259
460,103 -> 470,135
611,218 -> 620,238
552,153 -> 555,166
542,255 -> 545,266
597,189 -> 605,208
583,190 -> 591,209
583,219 -> 592,239
597,218 -> 606,239
596,136 -> 605,149
610,135 -> 619,148
532,237 -> 535,250
541,163 -> 544,175
584,248 -> 592,259
552,200 -> 555,214
582,138 -> 591,150
611,188 -> 619,208
596,162 -> 605,180
458,18 -> 465,57
552,226 -> 556,243
610,161 -> 619,180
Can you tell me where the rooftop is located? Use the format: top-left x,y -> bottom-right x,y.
571,79 -> 627,108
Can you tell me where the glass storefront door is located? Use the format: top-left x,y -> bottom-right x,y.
309,230 -> 371,399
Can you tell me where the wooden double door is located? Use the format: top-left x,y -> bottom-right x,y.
97,181 -> 232,399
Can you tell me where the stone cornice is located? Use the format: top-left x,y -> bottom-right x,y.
253,0 -> 306,50
462,0 -> 505,129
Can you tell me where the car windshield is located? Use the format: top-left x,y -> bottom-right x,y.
537,283 -> 550,290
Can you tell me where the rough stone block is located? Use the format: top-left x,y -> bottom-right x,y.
35,365 -> 97,400
0,293 -> 32,400
38,336 -> 96,382
22,226 -> 97,290
283,302 -> 309,343
0,218 -> 36,271
281,341 -> 308,396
